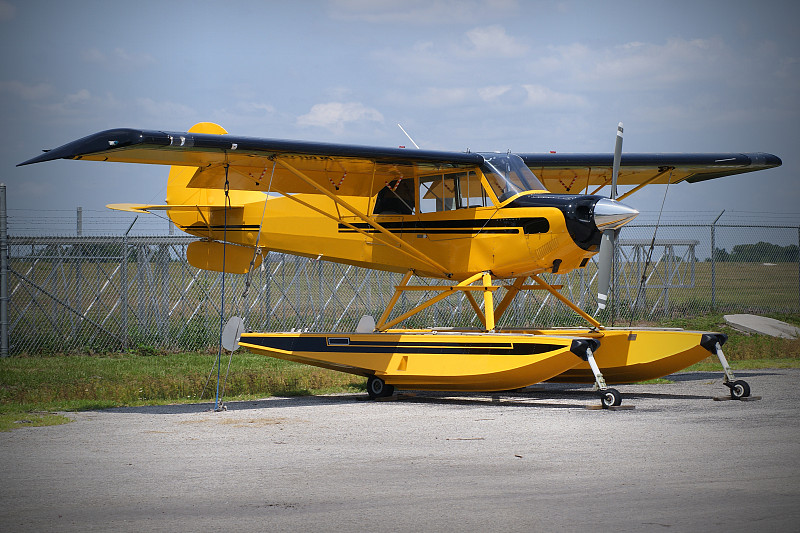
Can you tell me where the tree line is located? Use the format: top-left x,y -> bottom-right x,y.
709,242 -> 799,262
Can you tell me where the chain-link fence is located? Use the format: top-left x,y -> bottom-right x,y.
5,209 -> 799,355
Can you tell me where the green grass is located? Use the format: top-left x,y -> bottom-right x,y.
656,312 -> 800,362
685,357 -> 800,372
0,411 -> 73,432
0,350 -> 365,431
2,312 -> 797,431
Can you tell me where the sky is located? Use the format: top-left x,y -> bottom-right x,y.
2,0 -> 798,234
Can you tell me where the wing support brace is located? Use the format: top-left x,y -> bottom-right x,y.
529,274 -> 603,330
589,166 -> 674,200
274,157 -> 451,278
374,271 -> 599,332
376,271 -> 498,331
617,167 -> 674,202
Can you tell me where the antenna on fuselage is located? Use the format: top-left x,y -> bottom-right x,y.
397,123 -> 421,149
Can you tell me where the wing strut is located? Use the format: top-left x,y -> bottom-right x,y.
617,166 -> 673,202
274,157 -> 451,277
373,272 -> 602,332
530,274 -> 603,330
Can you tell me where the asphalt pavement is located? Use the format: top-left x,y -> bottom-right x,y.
2,369 -> 799,532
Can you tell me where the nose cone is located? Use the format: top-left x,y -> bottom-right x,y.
593,198 -> 639,230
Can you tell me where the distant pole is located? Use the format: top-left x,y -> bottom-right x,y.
76,207 -> 83,318
122,217 -> 137,351
0,184 -> 8,357
711,210 -> 724,311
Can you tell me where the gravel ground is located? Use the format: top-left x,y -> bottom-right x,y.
2,369 -> 799,532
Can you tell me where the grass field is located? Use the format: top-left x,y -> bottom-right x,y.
1,313 -> 798,431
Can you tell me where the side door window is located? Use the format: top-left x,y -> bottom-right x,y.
373,178 -> 415,215
418,171 -> 488,213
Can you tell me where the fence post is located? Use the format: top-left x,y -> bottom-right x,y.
711,210 -> 724,311
76,207 -> 82,329
122,231 -> 128,350
0,184 -> 7,357
122,217 -> 137,351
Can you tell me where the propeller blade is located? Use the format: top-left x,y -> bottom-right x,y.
611,122 -> 623,199
596,229 -> 614,311
597,122 -> 624,312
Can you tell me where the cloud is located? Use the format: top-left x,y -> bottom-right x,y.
35,89 -> 96,116
522,84 -> 587,108
478,85 -> 512,102
464,25 -> 528,57
0,81 -> 53,100
208,101 -> 280,133
329,0 -> 517,24
370,23 -> 531,84
297,102 -> 384,132
531,38 -> 733,91
236,102 -> 276,115
418,87 -> 474,107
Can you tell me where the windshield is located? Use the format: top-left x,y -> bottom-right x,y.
479,153 -> 545,201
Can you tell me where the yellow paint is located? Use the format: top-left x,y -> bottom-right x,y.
238,331 -> 583,392
123,123 -> 597,281
538,328 -> 715,384
238,326 -> 717,391
186,240 -> 262,274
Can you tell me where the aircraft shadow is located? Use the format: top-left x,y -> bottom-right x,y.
106,394 -> 367,415
105,390 -> 603,413
104,371 -> 777,415
386,391 -> 589,410
664,370 -> 776,382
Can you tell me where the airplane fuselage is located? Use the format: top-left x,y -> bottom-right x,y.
169,190 -> 625,280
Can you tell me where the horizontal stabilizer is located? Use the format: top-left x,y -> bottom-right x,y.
187,240 -> 263,274
106,203 -> 246,213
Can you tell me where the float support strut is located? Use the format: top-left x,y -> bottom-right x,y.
584,346 -> 608,391
714,342 -> 737,385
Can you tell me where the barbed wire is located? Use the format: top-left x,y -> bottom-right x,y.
8,209 -> 175,236
6,208 -> 799,237
625,210 -> 798,226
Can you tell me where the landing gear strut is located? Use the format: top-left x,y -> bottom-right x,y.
367,375 -> 395,400
701,334 -> 751,400
571,339 -> 621,408
587,349 -> 622,408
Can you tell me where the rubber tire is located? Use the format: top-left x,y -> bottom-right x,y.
729,380 -> 751,400
367,375 -> 395,400
600,388 -> 623,409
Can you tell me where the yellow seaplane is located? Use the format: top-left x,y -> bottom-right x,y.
19,122 -> 781,407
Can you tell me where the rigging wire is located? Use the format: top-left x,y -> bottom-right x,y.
629,169 -> 673,326
214,166 -> 231,411
218,160 -> 277,401
199,164 -> 231,410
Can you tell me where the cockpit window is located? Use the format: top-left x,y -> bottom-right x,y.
479,153 -> 546,202
373,178 -> 415,215
417,170 -> 489,213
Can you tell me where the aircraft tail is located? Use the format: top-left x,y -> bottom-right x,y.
163,122 -> 267,273
165,122 -> 266,208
